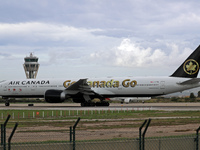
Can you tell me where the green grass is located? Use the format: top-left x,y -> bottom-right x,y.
0,109 -> 199,130
0,109 -> 199,144
0,109 -> 199,120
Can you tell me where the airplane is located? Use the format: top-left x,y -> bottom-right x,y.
112,97 -> 151,104
1,45 -> 200,107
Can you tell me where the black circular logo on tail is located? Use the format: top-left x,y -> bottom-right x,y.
183,59 -> 199,75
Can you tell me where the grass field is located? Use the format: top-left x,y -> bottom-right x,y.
0,109 -> 199,129
0,108 -> 198,143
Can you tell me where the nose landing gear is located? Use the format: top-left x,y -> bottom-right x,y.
5,99 -> 10,106
2,97 -> 10,106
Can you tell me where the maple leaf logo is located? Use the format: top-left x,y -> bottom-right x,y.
186,61 -> 196,72
183,59 -> 199,75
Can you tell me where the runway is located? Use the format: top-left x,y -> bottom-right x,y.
0,103 -> 200,111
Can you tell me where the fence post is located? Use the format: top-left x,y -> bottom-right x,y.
1,124 -> 3,146
139,120 -> 147,150
196,126 -> 200,150
139,119 -> 151,150
2,114 -> 11,150
73,117 -> 81,150
142,119 -> 151,150
70,126 -> 72,143
8,123 -> 18,150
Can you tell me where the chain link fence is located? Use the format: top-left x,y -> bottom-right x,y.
2,122 -> 200,150
5,135 -> 199,150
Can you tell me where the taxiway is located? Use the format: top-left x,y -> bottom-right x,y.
0,103 -> 199,111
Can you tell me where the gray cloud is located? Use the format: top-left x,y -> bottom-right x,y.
0,0 -> 200,79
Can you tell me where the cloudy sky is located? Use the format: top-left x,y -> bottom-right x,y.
0,0 -> 200,80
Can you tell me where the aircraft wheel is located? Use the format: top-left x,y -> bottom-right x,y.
81,103 -> 86,107
104,102 -> 109,106
5,102 -> 10,106
95,102 -> 101,106
95,101 -> 109,106
81,102 -> 95,107
89,102 -> 95,106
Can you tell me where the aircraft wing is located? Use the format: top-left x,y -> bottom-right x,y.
177,78 -> 200,85
65,79 -> 103,101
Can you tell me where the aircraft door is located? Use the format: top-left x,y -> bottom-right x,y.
160,81 -> 165,89
3,85 -> 7,91
31,85 -> 36,91
118,82 -> 122,90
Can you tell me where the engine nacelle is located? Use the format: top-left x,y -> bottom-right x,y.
44,90 -> 66,103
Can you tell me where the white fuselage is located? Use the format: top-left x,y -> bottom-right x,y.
0,76 -> 199,99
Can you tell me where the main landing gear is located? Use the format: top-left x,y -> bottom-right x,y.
5,99 -> 10,106
81,101 -> 109,107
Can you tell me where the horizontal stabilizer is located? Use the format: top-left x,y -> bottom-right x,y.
177,78 -> 200,85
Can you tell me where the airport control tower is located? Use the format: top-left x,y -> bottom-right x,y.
23,53 -> 40,79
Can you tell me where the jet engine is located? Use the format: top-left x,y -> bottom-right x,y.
44,90 -> 66,103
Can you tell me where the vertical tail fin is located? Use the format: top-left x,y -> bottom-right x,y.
171,45 -> 200,78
